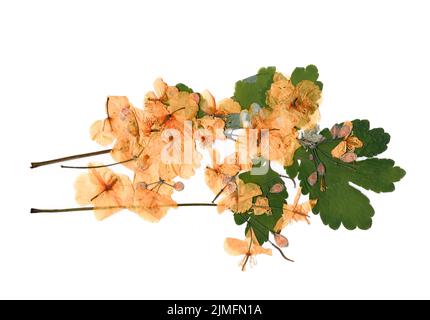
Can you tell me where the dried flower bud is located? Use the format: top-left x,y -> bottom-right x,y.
340,152 -> 357,163
338,123 -> 352,138
226,181 -> 237,193
274,233 -> 289,248
191,93 -> 200,104
317,163 -> 326,176
119,107 -> 131,121
309,154 -> 314,161
173,182 -> 185,191
307,171 -> 318,186
270,183 -> 284,194
331,125 -> 341,138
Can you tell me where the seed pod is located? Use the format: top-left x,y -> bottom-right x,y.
173,181 -> 185,191
317,163 -> 326,176
330,125 -> 341,138
340,152 -> 357,163
270,183 -> 284,194
307,171 -> 318,186
226,181 -> 237,193
274,233 -> 289,248
338,123 -> 352,138
191,93 -> 200,104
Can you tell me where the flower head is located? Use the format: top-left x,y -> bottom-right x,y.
224,234 -> 272,271
274,187 -> 317,232
74,163 -> 133,220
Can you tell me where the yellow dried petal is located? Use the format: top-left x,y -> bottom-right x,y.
253,196 -> 271,215
331,140 -> 347,158
90,119 -> 114,146
199,90 -> 216,115
74,164 -> 133,220
217,180 -> 262,213
217,98 -> 241,114
346,136 -> 364,150
132,188 -> 177,222
224,238 -> 272,256
153,78 -> 167,99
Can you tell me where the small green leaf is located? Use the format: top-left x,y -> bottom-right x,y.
175,83 -> 194,93
234,212 -> 249,225
236,161 -> 288,245
291,64 -> 323,90
233,66 -> 276,110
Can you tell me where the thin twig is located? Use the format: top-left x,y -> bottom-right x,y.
31,149 -> 112,169
268,240 -> 294,262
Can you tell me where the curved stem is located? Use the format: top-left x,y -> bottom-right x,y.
31,149 -> 112,169
268,240 -> 294,262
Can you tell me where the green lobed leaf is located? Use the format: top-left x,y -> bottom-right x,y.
235,161 -> 288,244
233,66 -> 276,110
286,120 -> 405,230
291,64 -> 323,90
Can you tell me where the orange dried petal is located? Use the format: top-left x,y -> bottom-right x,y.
90,119 -> 114,146
331,140 -> 347,158
253,196 -> 271,215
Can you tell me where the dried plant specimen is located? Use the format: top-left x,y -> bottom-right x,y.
31,65 -> 405,270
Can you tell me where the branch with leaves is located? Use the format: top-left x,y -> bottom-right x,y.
31,65 -> 405,271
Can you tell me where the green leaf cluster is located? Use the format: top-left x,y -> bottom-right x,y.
234,161 -> 288,245
286,120 -> 405,230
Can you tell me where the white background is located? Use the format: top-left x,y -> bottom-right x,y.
0,0 -> 429,299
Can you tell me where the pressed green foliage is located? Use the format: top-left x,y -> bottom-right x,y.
286,120 -> 405,230
175,83 -> 194,93
233,66 -> 276,109
234,161 -> 288,244
351,119 -> 390,157
291,64 -> 323,90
